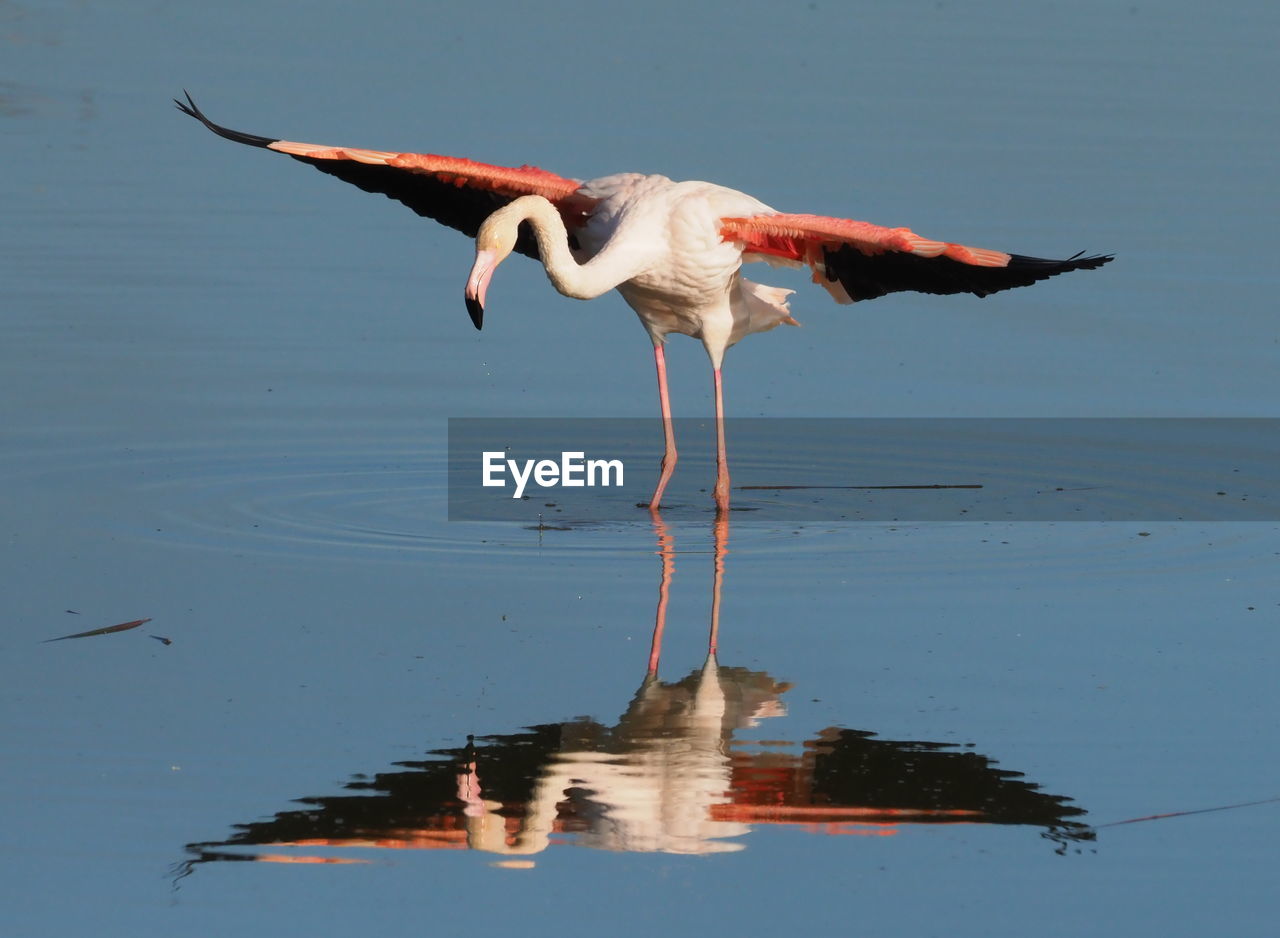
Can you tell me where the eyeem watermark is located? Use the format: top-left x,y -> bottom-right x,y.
483,451 -> 625,499
450,418 -> 1279,521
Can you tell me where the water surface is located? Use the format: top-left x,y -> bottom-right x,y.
2,2 -> 1277,936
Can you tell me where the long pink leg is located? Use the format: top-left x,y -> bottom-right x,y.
649,343 -> 678,511
712,367 -> 730,513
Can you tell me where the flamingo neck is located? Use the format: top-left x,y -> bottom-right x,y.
498,195 -> 640,301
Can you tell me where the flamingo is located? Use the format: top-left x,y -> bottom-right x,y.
175,93 -> 1112,513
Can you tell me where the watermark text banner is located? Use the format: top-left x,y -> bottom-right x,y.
448,418 -> 1278,522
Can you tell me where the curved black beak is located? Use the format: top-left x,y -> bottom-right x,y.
464,248 -> 496,331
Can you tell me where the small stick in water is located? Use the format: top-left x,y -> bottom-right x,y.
42,617 -> 152,643
1098,795 -> 1280,829
739,483 -> 983,491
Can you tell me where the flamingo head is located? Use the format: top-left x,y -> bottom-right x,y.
464,217 -> 519,330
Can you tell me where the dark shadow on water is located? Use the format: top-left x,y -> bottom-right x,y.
176,514 -> 1092,878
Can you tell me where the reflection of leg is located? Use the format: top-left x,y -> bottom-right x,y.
648,512 -> 674,676
458,757 -> 542,855
712,367 -> 730,514
649,344 -> 678,511
708,513 -> 729,656
457,759 -> 487,817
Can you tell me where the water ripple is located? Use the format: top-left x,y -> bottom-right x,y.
4,432 -> 1275,579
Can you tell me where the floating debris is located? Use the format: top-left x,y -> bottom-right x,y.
1098,795 -> 1280,829
739,483 -> 982,491
42,617 -> 152,643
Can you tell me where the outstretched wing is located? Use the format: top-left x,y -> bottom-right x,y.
175,92 -> 590,259
720,212 -> 1112,303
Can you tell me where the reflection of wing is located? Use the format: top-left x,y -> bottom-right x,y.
721,212 -> 1112,303
178,669 -> 1091,873
175,93 -> 591,259
720,727 -> 1090,841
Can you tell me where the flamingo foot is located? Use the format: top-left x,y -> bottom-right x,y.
713,476 -> 731,514
649,453 -> 677,511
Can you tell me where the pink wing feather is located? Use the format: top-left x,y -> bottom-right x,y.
175,93 -> 591,258
265,141 -> 583,203
721,212 -> 1110,303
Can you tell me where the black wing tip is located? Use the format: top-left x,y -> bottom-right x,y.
174,91 -> 277,149
465,296 -> 484,330
1008,251 -> 1115,272
825,245 -> 1115,302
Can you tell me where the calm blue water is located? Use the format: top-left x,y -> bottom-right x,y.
2,1 -> 1277,936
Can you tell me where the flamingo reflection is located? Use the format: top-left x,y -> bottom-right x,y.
179,515 -> 1091,874
458,516 -> 776,856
